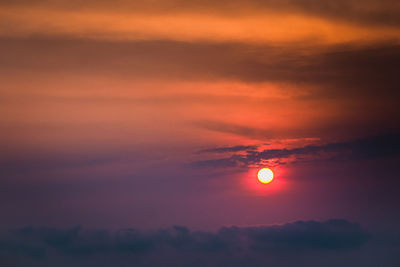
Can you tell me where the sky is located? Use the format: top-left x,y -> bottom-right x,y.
0,0 -> 400,266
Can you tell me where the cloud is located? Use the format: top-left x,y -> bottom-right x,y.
194,120 -> 276,139
192,133 -> 400,168
1,38 -> 399,101
0,220 -> 369,266
197,145 -> 258,154
1,0 -> 400,27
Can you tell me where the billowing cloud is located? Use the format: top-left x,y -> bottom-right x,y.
0,220 -> 369,266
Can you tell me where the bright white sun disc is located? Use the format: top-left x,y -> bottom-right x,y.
257,168 -> 274,184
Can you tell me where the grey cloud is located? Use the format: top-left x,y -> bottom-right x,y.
197,145 -> 258,154
220,219 -> 369,251
0,220 -> 369,266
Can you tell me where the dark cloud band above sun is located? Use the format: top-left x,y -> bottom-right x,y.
197,145 -> 258,154
192,133 -> 400,168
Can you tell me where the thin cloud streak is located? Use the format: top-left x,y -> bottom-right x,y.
1,2 -> 400,43
1,0 -> 400,27
197,145 -> 258,154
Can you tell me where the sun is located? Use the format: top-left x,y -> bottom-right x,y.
257,168 -> 274,184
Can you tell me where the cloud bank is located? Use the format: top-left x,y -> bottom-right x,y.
0,219 -> 369,267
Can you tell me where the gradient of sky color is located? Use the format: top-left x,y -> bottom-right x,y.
0,1 -> 400,266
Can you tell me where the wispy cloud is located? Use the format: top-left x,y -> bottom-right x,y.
197,145 -> 258,154
192,133 -> 400,168
2,0 -> 400,27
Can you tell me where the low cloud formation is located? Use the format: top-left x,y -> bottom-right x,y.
0,220 -> 369,267
193,133 -> 400,168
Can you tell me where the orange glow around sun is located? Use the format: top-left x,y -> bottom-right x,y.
257,168 -> 274,184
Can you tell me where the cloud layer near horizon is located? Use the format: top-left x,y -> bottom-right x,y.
0,220 -> 371,267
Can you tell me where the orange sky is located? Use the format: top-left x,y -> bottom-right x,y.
0,0 -> 399,207
1,3 -> 400,44
0,0 -> 400,237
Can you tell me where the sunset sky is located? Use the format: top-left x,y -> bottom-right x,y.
1,1 -> 400,266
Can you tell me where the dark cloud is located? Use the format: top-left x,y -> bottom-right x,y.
192,133 -> 400,168
1,38 -> 399,102
0,220 -> 369,266
197,145 -> 258,154
2,38 -> 398,145
194,120 -> 276,139
1,0 -> 400,27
